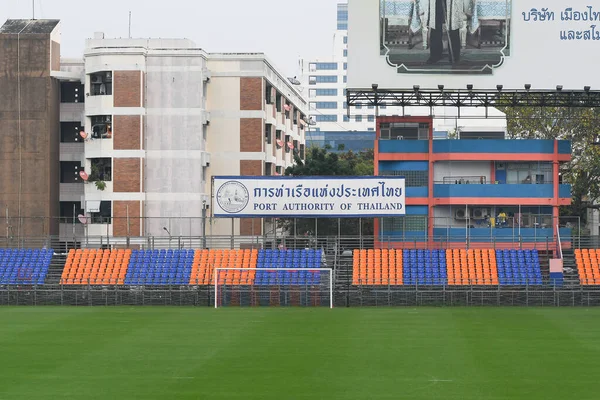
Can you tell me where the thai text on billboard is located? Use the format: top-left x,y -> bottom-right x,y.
348,0 -> 600,89
212,177 -> 406,218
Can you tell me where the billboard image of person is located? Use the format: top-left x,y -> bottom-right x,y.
380,0 -> 511,74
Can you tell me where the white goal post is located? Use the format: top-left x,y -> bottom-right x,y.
214,268 -> 333,309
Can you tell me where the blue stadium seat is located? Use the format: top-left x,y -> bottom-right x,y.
496,249 -> 542,285
0,248 -> 53,285
124,249 -> 193,285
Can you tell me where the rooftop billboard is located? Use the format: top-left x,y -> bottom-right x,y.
348,0 -> 599,89
212,177 -> 406,218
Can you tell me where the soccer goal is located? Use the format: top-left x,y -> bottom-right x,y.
214,268 -> 333,308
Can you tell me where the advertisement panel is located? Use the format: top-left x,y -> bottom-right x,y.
212,177 -> 406,218
348,0 -> 600,89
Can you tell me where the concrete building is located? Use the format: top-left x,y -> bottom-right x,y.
207,53 -> 309,237
299,2 -> 508,146
374,116 -> 573,247
0,19 -> 308,244
0,19 -> 62,238
82,35 -> 211,239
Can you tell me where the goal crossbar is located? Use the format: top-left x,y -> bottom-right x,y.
214,268 -> 333,309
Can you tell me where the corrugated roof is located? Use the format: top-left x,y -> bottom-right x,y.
0,19 -> 60,34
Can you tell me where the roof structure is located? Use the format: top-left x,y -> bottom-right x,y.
0,19 -> 60,34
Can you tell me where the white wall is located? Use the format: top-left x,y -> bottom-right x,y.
434,161 -> 492,184
144,53 -> 209,237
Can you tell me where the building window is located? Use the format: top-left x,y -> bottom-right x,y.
368,115 -> 375,122
380,105 -> 387,109
356,105 -> 362,110
265,84 -> 273,104
343,49 -> 348,57
343,76 -> 347,83
314,115 -> 338,122
343,115 -> 350,122
89,71 -> 113,96
367,105 -> 374,109
61,122 -> 83,143
60,161 -> 82,183
343,89 -> 347,96
265,124 -> 272,144
343,36 -> 348,44
89,158 -> 112,182
355,115 -> 363,122
315,89 -> 338,96
311,63 -> 338,70
382,216 -> 427,233
343,102 -> 347,109
368,128 -> 375,131
344,63 -> 348,70
90,115 -> 112,139
265,162 -> 273,176
380,170 -> 428,187
310,102 -> 337,109
61,82 -> 84,103
338,23 -> 348,30
309,76 -> 338,84
60,201 -> 84,222
89,201 -> 112,225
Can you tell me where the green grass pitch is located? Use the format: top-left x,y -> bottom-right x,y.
1,307 -> 599,400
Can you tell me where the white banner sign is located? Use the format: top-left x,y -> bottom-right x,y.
348,0 -> 600,90
212,177 -> 406,218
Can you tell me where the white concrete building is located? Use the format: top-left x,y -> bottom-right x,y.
299,2 -> 507,138
58,35 -> 309,240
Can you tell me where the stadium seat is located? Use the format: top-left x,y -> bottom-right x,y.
255,249 -> 322,286
124,249 -> 193,286
352,249 -> 403,286
402,249 -> 446,286
495,249 -> 542,285
0,248 -> 53,285
189,249 -> 258,285
61,248 -> 130,285
447,249 -> 498,285
575,249 -> 600,285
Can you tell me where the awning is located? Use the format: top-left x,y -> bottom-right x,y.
86,200 -> 101,213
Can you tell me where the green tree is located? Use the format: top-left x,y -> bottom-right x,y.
282,146 -> 375,236
497,105 -> 600,224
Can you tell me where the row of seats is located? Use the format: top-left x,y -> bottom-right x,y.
60,248 -> 323,286
352,249 -> 403,285
0,249 -> 53,285
352,249 -> 541,286
447,249 -> 498,285
575,249 -> 600,285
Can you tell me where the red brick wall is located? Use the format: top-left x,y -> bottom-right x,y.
113,71 -> 141,107
113,158 -> 141,192
240,118 -> 262,152
240,77 -> 263,111
240,219 -> 262,235
113,200 -> 141,236
113,115 -> 141,150
240,160 -> 262,176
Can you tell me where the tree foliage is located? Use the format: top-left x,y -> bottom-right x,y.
497,105 -> 600,223
281,146 -> 375,236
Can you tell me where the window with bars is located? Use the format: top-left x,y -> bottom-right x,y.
382,216 -> 427,232
379,170 -> 428,187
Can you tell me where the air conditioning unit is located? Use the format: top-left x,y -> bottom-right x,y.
202,69 -> 212,82
455,208 -> 468,220
91,75 -> 103,84
105,71 -> 112,80
201,152 -> 211,168
105,116 -> 112,123
202,112 -> 211,126
472,208 -> 489,219
497,162 -> 506,170
396,136 -> 404,140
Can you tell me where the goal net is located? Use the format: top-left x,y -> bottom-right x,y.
214,268 -> 333,308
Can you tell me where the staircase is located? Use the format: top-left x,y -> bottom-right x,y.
45,252 -> 67,285
562,248 -> 580,287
